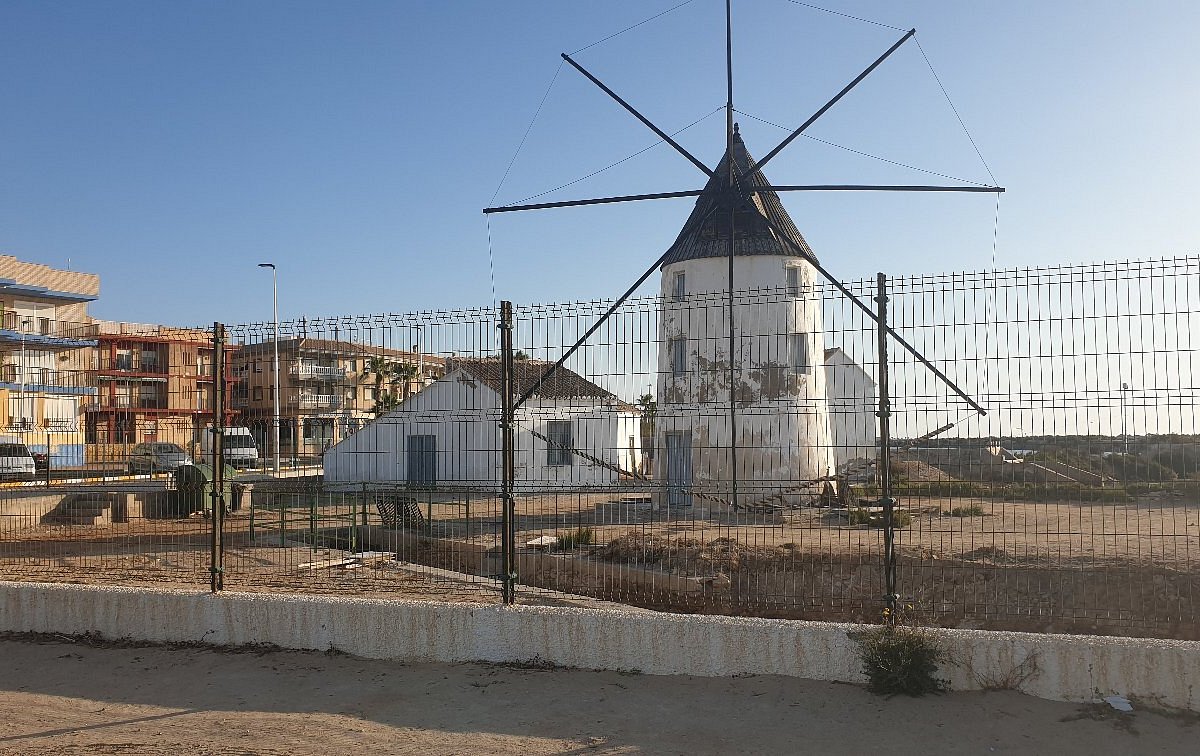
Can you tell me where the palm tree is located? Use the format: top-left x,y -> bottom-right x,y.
363,356 -> 390,392
636,392 -> 657,473
390,361 -> 419,400
364,356 -> 395,417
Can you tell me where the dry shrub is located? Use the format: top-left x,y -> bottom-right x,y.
595,531 -> 797,575
851,625 -> 948,696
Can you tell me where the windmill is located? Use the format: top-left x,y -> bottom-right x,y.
484,1 -> 1002,605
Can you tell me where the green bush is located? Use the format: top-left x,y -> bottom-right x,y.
895,481 -> 989,498
998,484 -> 1131,503
555,527 -> 594,551
1151,447 -> 1200,477
852,625 -> 948,696
948,505 -> 986,517
1104,455 -> 1177,483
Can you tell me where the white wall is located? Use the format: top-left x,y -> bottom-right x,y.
323,369 -> 641,490
824,349 -> 877,470
4,581 -> 1197,711
655,256 -> 836,503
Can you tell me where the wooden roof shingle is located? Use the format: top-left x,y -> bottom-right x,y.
661,127 -> 816,267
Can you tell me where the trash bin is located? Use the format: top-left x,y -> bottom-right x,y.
173,464 -> 237,517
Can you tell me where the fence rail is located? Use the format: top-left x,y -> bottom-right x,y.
1,258 -> 1198,637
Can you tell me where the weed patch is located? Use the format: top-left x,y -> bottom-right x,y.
851,625 -> 948,696
948,505 -> 987,517
555,527 -> 595,551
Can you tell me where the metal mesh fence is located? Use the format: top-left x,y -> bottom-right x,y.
1,257 -> 1198,635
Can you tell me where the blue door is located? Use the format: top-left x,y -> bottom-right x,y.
406,435 -> 437,487
665,432 -> 692,507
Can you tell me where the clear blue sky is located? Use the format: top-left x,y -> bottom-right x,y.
1,0 -> 1197,327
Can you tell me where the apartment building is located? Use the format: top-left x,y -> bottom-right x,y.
86,322 -> 237,461
0,255 -> 99,466
232,338 -> 443,460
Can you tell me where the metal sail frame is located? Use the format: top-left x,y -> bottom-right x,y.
484,0 -> 1002,509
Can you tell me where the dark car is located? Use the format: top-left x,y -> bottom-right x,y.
31,451 -> 48,473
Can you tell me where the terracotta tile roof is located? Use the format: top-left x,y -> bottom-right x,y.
449,357 -> 629,405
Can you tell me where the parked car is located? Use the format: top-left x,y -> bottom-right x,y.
31,451 -> 49,473
127,443 -> 192,474
200,425 -> 260,468
0,443 -> 37,480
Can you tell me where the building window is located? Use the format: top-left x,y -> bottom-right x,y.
253,360 -> 262,373
669,336 -> 687,378
303,419 -> 333,444
253,387 -> 264,402
138,384 -> 158,409
788,333 -> 809,373
672,271 -> 686,301
786,266 -> 801,297
115,349 -> 133,370
546,420 -> 573,467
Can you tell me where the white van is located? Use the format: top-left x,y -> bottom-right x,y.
0,442 -> 36,480
200,426 -> 260,468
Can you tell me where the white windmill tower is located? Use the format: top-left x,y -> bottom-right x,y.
654,124 -> 835,510
484,6 -> 998,522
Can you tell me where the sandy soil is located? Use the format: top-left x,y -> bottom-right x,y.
2,492 -> 1197,637
0,636 -> 1195,755
5,492 -> 1198,567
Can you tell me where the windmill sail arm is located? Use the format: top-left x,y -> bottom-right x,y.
762,184 -> 1004,193
484,189 -> 705,215
734,185 -> 987,416
512,202 -> 723,411
561,53 -> 714,178
753,28 -> 916,174
528,428 -> 646,481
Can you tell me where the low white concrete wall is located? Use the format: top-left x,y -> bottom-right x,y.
1,581 -> 1196,711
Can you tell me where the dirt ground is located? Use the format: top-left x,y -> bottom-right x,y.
2,491 -> 1198,637
0,636 -> 1195,756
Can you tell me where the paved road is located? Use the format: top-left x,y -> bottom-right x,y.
0,637 -> 1194,755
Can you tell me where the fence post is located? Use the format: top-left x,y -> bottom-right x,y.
875,274 -> 898,622
210,322 -> 226,592
499,300 -> 516,604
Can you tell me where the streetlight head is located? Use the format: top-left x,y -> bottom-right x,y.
258,263 -> 275,269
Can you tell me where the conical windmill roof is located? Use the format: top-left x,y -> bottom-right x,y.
660,127 -> 816,268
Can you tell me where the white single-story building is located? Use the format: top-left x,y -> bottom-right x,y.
823,347 -> 878,471
323,358 -> 641,491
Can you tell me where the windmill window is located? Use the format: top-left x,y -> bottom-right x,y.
546,420 -> 573,467
786,266 -> 801,296
788,333 -> 809,374
669,336 -> 688,378
672,272 -> 686,301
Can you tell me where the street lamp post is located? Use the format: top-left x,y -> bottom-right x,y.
413,325 -> 424,388
1120,382 -> 1131,456
18,318 -> 30,441
258,263 -> 280,475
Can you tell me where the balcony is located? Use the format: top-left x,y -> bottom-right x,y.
0,365 -> 96,396
292,362 -> 346,381
297,394 -> 341,410
97,357 -> 169,375
0,311 -> 98,348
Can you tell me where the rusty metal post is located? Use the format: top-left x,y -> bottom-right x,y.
499,301 -> 516,604
210,322 -> 226,593
875,274 -> 898,621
